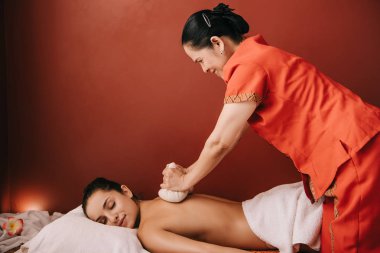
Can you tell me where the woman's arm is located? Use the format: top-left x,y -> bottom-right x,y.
138,224 -> 252,253
161,101 -> 257,191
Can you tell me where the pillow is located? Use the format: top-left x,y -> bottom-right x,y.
20,206 -> 149,253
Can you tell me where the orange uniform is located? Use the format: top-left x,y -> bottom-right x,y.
223,35 -> 380,252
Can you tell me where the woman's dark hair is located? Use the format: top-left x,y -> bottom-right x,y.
182,3 -> 249,48
82,177 -> 136,216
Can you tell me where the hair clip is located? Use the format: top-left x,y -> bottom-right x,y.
202,13 -> 211,28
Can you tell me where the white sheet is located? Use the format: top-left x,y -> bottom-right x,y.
18,206 -> 149,253
0,210 -> 62,252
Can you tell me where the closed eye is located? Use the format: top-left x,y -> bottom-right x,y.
106,198 -> 115,209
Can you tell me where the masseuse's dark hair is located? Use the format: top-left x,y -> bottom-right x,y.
182,3 -> 249,48
82,177 -> 137,216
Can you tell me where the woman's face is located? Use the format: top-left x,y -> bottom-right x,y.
183,36 -> 232,78
85,186 -> 139,228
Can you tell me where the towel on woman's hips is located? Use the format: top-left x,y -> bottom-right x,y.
242,182 -> 323,253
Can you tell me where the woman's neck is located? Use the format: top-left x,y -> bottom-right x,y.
221,36 -> 241,58
135,199 -> 155,228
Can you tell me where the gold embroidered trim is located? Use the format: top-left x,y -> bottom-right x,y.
329,222 -> 335,253
308,177 -> 336,200
333,197 -> 339,218
224,93 -> 262,104
331,195 -> 340,253
308,178 -> 317,200
325,182 -> 336,198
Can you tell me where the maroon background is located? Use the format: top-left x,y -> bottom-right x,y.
1,0 -> 379,213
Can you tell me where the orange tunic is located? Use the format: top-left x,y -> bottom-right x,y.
223,35 -> 380,200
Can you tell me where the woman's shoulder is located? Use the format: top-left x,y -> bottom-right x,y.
235,35 -> 299,63
142,194 -> 239,214
224,35 -> 277,74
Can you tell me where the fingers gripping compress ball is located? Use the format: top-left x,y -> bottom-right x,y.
158,162 -> 189,203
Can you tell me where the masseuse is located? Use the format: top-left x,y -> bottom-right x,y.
160,3 -> 380,253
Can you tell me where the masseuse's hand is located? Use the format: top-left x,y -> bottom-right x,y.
160,163 -> 190,192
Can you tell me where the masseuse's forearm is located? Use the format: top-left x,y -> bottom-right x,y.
184,102 -> 255,190
185,136 -> 237,189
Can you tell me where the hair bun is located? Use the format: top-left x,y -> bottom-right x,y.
212,3 -> 234,15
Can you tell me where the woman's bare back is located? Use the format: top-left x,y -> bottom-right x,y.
138,194 -> 273,253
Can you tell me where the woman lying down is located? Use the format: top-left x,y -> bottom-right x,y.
82,178 -> 323,253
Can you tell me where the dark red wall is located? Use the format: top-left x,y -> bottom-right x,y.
0,0 -> 10,212
2,1 -> 380,212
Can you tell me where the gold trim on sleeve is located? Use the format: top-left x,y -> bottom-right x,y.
224,93 -> 262,104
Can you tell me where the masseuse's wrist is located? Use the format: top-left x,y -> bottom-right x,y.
184,166 -> 191,174
182,174 -> 194,192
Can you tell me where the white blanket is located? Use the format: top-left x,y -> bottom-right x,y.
0,210 -> 62,252
242,182 -> 323,253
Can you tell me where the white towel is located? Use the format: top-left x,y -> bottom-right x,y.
242,182 -> 323,253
